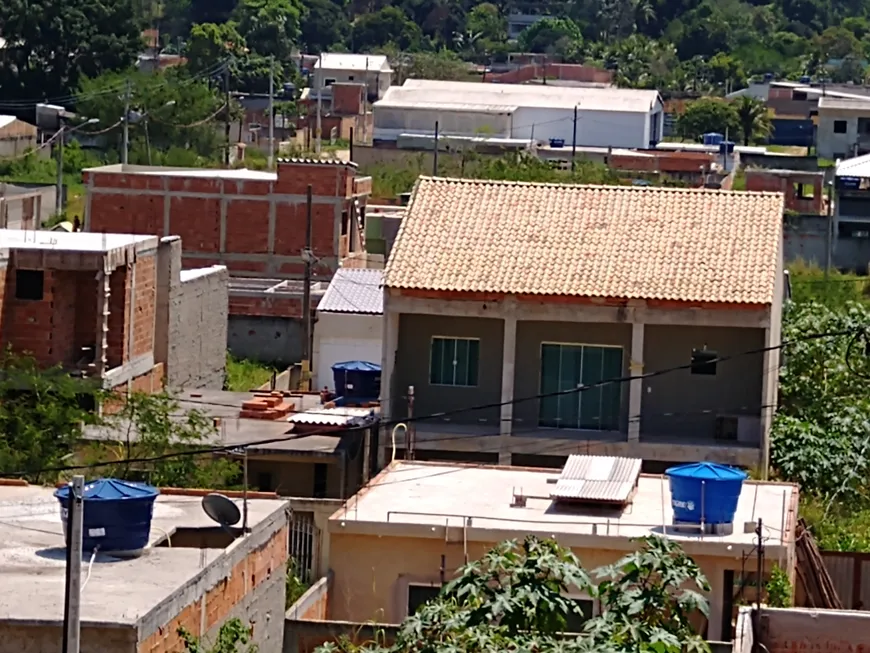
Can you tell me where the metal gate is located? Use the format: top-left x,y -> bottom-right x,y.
290,510 -> 319,583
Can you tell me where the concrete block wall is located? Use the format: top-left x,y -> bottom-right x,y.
155,236 -> 228,390
83,161 -> 362,284
170,266 -> 229,389
136,520 -> 290,653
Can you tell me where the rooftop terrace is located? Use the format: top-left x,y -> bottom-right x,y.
0,484 -> 287,625
335,462 -> 798,558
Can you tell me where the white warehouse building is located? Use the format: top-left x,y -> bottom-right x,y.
372,80 -> 664,150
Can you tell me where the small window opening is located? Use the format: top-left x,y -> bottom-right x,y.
15,269 -> 44,301
691,348 -> 718,376
313,463 -> 328,498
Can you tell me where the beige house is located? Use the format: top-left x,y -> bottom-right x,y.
818,96 -> 870,160
324,459 -> 798,642
381,178 -> 785,471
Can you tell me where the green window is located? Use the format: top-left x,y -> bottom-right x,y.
429,337 -> 480,387
539,343 -> 622,430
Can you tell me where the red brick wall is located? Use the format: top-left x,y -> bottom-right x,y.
106,266 -> 130,367
132,254 -> 156,358
745,171 -> 823,214
228,294 -> 317,318
137,524 -> 289,653
332,83 -> 365,116
488,63 -> 612,85
0,268 -> 86,367
73,272 -> 98,353
85,162 -> 359,284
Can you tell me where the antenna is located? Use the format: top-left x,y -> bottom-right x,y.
201,493 -> 241,538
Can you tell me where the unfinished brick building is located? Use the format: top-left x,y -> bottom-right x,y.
82,159 -> 371,285
82,159 -> 372,364
0,230 -> 228,392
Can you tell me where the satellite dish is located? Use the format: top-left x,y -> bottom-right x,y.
202,493 -> 241,528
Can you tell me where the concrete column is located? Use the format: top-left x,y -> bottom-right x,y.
378,295 -> 399,469
759,326 -> 774,477
498,303 -> 517,466
627,321 -> 645,443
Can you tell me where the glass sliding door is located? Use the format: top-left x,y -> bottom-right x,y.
539,343 -> 623,431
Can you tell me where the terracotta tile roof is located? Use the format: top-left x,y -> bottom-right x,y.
384,177 -> 783,305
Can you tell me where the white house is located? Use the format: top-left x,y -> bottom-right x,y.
817,96 -> 870,160
313,53 -> 393,102
313,268 -> 384,392
372,79 -> 664,149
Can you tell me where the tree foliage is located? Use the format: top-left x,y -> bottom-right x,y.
76,68 -> 226,164
316,535 -> 710,653
0,349 -> 104,482
0,0 -> 143,103
95,391 -> 240,489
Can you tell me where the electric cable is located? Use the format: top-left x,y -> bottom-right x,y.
2,326 -> 858,479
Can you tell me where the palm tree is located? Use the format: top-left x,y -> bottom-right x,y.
733,96 -> 772,146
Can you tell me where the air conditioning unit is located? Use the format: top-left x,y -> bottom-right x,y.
714,415 -> 761,445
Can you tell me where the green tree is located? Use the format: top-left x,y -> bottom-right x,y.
233,0 -> 303,61
0,0 -> 143,101
300,0 -> 351,53
185,22 -> 247,74
76,68 -> 226,163
518,17 -> 583,57
0,350 -> 105,483
591,536 -> 710,653
95,391 -> 240,490
677,98 -> 740,141
180,618 -> 257,653
770,299 -> 870,501
466,3 -> 507,46
816,26 -> 863,60
405,51 -> 470,81
351,7 -> 423,52
733,96 -> 772,145
315,535 -> 710,653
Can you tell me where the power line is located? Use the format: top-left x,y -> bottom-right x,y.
2,325 -> 856,479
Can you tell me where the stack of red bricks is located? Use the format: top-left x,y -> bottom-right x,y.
239,392 -> 295,420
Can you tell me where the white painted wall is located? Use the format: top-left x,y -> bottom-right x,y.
818,109 -> 864,159
511,106 -> 651,149
313,312 -> 384,391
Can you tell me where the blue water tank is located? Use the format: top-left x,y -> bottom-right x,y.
332,361 -> 381,400
665,462 -> 747,525
54,479 -> 159,555
719,141 -> 735,155
703,132 -> 724,146
799,75 -> 812,84
549,138 -> 565,148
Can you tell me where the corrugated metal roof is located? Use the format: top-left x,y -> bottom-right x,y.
837,152 -> 870,177
550,455 -> 642,504
317,268 -> 384,314
288,406 -> 377,426
376,79 -> 660,113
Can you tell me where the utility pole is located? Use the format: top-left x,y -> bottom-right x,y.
302,185 -> 314,391
55,124 -> 65,217
121,79 -> 131,166
315,54 -> 323,155
407,385 -> 415,460
433,121 -> 439,176
825,180 -> 835,281
62,475 -> 84,653
224,64 -> 231,166
571,105 -> 578,172
268,56 -> 275,170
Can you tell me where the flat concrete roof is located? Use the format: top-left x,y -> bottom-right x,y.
81,390 -> 365,456
0,485 -> 287,625
335,462 -> 797,558
0,230 -> 157,254
84,163 -> 277,181
179,265 -> 226,283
